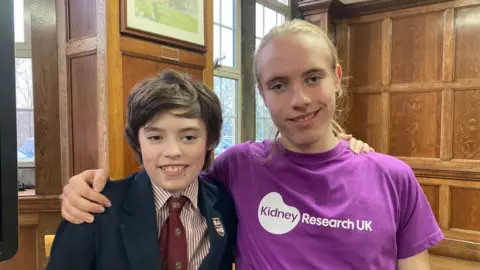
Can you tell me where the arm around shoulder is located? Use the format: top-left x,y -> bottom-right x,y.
46,219 -> 96,270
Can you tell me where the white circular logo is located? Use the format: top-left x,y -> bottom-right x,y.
258,192 -> 300,235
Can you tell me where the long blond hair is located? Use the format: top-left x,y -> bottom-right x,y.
254,19 -> 348,149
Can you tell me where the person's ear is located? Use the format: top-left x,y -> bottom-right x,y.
335,64 -> 343,90
207,144 -> 215,151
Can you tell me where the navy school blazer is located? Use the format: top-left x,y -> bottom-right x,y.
46,170 -> 237,270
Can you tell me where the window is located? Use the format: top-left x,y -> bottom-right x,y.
255,1 -> 289,142
213,77 -> 238,156
213,0 -> 241,155
14,0 -> 34,167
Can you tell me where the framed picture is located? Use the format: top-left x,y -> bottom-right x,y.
121,0 -> 206,52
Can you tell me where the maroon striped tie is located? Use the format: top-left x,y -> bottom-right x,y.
159,196 -> 188,270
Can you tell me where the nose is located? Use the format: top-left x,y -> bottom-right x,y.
290,82 -> 311,110
163,140 -> 182,158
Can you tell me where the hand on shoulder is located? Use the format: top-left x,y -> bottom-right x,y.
338,133 -> 375,155
60,169 -> 112,224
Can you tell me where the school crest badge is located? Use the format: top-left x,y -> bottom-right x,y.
212,217 -> 225,237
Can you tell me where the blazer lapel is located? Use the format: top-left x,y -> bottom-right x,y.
120,171 -> 162,270
198,181 -> 228,270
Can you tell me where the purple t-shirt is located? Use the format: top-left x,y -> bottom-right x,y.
204,139 -> 443,269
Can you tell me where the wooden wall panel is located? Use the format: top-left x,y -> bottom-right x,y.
453,89 -> 480,160
31,0 -> 62,195
454,6 -> 480,81
390,92 -> 442,157
421,185 -> 440,222
204,0 -> 213,88
345,94 -> 383,151
37,213 -> 64,269
121,55 -> 204,175
336,1 -> 480,261
70,54 -> 99,175
391,12 -> 444,84
451,187 -> 480,232
67,0 -> 96,40
349,22 -> 382,87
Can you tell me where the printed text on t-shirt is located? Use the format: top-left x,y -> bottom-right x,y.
258,192 -> 373,235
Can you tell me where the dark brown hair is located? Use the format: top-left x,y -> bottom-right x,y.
124,69 -> 223,170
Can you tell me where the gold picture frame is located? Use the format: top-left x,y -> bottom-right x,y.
121,0 -> 207,52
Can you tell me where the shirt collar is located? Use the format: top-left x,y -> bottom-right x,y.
151,179 -> 199,210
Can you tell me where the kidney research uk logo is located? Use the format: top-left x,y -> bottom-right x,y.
257,192 -> 373,235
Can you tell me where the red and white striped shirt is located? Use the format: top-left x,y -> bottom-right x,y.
151,180 -> 210,269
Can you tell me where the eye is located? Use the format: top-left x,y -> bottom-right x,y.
183,135 -> 197,142
270,82 -> 286,91
306,75 -> 322,84
148,135 -> 162,141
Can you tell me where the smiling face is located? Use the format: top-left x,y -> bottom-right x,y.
256,32 -> 342,153
137,110 -> 208,194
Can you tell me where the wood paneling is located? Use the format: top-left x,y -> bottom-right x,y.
120,36 -> 206,69
18,195 -> 61,213
31,0 -> 62,195
240,0 -> 257,143
66,36 -> 97,57
421,185 -> 440,222
67,0 -> 96,40
391,12 -> 444,84
430,254 -> 480,270
430,237 -> 480,262
121,55 -> 203,175
105,0 -> 124,179
442,9 -> 454,83
341,0 -> 480,24
37,213 -> 63,269
439,185 -> 450,229
96,0 -> 108,171
349,22 -> 382,87
453,90 -> 480,160
440,88 -> 453,161
57,0 -> 72,185
300,0 -> 453,19
454,6 -> 480,81
345,94 -> 383,151
390,92 -> 442,157
204,0 -> 214,88
451,187 -> 480,232
353,80 -> 480,93
71,55 -> 99,175
332,0 -> 480,261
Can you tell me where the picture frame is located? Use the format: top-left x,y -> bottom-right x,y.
120,0 -> 207,52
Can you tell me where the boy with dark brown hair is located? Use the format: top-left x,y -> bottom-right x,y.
47,69 -> 237,270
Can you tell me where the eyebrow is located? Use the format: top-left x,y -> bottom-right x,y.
265,68 -> 327,85
143,126 -> 201,133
